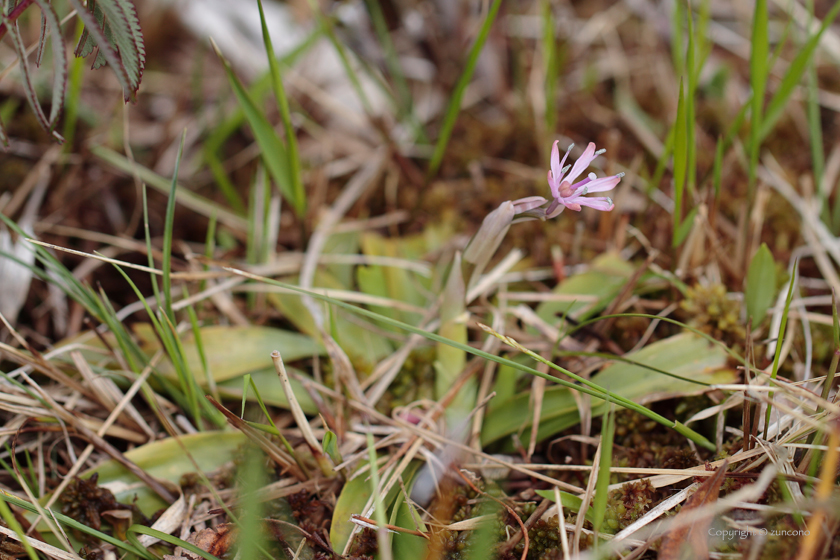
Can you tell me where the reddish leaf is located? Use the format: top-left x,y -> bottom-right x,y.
658,461 -> 728,560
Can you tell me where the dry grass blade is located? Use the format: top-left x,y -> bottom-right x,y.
658,461 -> 728,560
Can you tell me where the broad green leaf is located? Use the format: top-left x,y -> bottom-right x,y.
390,469 -> 427,560
82,431 -> 246,515
536,252 -> 634,325
481,332 -> 736,445
134,324 -> 322,382
330,462 -> 421,554
216,366 -> 317,413
269,270 -> 393,374
212,42 -> 305,217
745,243 -> 777,325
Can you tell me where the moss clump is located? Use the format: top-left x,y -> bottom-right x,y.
602,480 -> 656,533
680,283 -> 745,341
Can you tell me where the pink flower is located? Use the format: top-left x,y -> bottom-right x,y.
545,141 -> 622,217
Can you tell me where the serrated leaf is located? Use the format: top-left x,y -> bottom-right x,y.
66,0 -> 145,101
1,17 -> 51,133
745,243 -> 776,325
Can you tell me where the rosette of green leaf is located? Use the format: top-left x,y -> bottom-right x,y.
226,269 -> 718,450
211,40 -> 305,218
481,332 -> 734,447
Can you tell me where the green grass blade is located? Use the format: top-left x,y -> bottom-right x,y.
130,525 -> 221,560
0,494 -> 39,560
591,404 -> 615,542
211,40 -> 304,217
427,0 -> 503,178
758,1 -> 840,143
162,131 -> 185,322
748,0 -> 769,192
257,0 -> 306,215
672,79 -> 687,247
764,261 -> 798,439
685,0 -> 697,194
0,491 -> 153,559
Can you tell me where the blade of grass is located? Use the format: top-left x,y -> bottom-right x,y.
211,39 -> 304,217
764,261 -> 798,440
257,0 -> 305,215
1,490 -> 154,559
672,79 -> 687,247
758,1 -> 840,144
748,0 -> 769,193
591,403 -> 615,549
427,0 -> 503,178
225,267 -> 716,450
161,130 -> 185,322
92,145 -> 247,230
0,494 -> 39,560
685,0 -> 697,195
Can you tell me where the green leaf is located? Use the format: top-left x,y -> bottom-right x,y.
592,405 -> 615,537
536,252 -> 635,325
534,489 -> 595,524
748,0 -> 769,189
257,0 -> 305,215
212,41 -> 305,217
67,0 -> 145,101
134,324 -> 322,381
745,243 -> 777,325
81,431 -> 246,515
481,332 -> 736,445
672,79 -> 687,247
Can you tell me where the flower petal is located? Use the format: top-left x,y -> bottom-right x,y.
549,141 -> 571,198
576,196 -> 614,211
565,142 -> 597,184
578,175 -> 620,194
